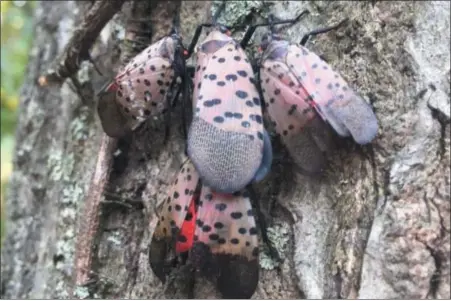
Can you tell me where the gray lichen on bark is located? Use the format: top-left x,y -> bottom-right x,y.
1,0 -> 449,299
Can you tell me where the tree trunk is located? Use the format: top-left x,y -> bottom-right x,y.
1,0 -> 449,299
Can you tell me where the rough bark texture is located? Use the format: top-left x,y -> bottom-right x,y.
1,0 -> 450,299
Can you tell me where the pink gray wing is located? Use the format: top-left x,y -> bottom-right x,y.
286,44 -> 378,144
149,159 -> 200,282
188,34 -> 266,193
190,187 -> 259,298
97,85 -> 133,138
260,55 -> 333,173
98,37 -> 176,136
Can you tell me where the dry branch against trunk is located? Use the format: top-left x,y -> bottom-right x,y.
1,0 -> 449,299
74,135 -> 117,286
39,0 -> 126,86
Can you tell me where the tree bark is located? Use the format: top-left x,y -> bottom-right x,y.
1,0 -> 449,299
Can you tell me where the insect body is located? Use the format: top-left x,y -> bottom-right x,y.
244,14 -> 378,172
97,33 -> 188,138
187,25 -> 273,193
149,159 -> 259,299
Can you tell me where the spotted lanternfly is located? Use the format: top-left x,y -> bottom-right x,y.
241,12 -> 379,173
97,31 -> 189,138
185,3 -> 273,194
149,159 -> 200,282
149,158 -> 259,299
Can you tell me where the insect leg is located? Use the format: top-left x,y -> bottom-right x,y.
185,1 -> 227,57
185,65 -> 195,79
183,74 -> 195,157
164,80 -> 178,144
300,18 -> 349,46
240,26 -> 258,50
212,0 -> 226,23
185,23 -> 213,57
247,185 -> 281,263
170,85 -> 182,108
250,60 -> 268,115
171,46 -> 192,144
180,68 -> 190,143
169,1 -> 182,36
240,10 -> 309,49
164,73 -> 190,145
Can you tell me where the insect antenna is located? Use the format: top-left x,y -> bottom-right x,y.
185,0 -> 227,57
268,11 -> 311,35
169,1 -> 229,145
268,14 -> 277,35
212,0 -> 227,24
299,18 -> 348,46
169,1 -> 182,36
162,1 -> 193,145
240,10 -> 309,50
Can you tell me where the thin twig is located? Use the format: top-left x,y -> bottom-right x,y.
72,0 -> 156,290
39,0 -> 125,86
75,135 -> 117,286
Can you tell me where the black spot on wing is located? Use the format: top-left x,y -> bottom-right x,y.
214,116 -> 225,123
214,222 -> 224,229
235,90 -> 248,99
226,74 -> 238,81
231,212 -> 243,219
215,203 -> 227,211
237,70 -> 247,77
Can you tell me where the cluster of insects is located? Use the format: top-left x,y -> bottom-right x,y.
97,2 -> 378,298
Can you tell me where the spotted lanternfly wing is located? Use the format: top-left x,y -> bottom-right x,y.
259,40 -> 378,171
260,46 -> 333,172
189,187 -> 259,299
176,193 -> 198,254
149,159 -> 200,283
187,29 -> 268,193
97,36 -> 177,137
97,85 -> 133,138
284,44 -> 378,144
261,41 -> 378,144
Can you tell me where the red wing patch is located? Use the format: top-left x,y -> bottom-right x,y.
149,157 -> 260,298
187,30 -> 266,193
189,187 -> 259,299
175,195 -> 198,254
153,159 -> 200,244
